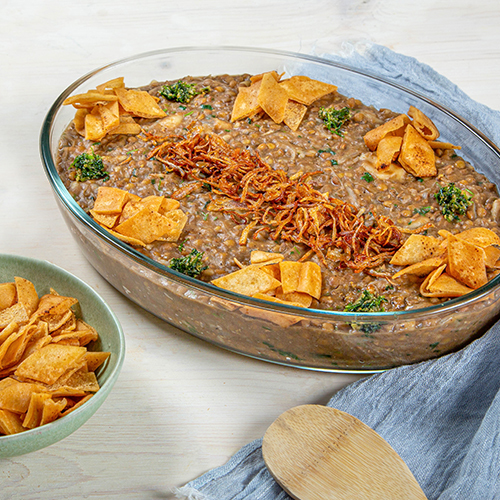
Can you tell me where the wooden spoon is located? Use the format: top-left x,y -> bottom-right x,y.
262,404 -> 427,500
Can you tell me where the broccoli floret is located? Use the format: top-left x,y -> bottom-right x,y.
70,151 -> 109,182
434,182 -> 473,222
344,290 -> 387,313
319,106 -> 351,137
168,249 -> 208,278
159,81 -> 209,104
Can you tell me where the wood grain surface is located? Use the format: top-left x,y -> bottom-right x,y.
1,1 -> 499,498
263,405 -> 427,500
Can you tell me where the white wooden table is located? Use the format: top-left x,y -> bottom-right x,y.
1,1 -> 499,498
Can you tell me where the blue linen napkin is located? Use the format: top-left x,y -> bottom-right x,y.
175,43 -> 500,500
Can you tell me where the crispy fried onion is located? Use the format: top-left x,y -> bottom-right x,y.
147,132 -> 403,272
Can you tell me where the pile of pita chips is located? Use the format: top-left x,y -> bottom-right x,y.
90,187 -> 188,247
211,251 -> 322,327
390,227 -> 500,298
0,277 -> 110,435
231,72 -> 337,131
63,77 -> 166,141
364,105 -> 461,178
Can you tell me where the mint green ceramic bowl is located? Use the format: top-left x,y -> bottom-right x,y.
0,254 -> 125,458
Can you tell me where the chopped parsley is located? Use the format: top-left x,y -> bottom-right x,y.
168,249 -> 208,278
434,182 -> 473,222
344,290 -> 388,335
318,106 -> 351,137
159,81 -> 209,103
70,150 -> 109,182
361,172 -> 374,183
344,290 -> 388,313
413,206 -> 432,216
318,147 -> 336,156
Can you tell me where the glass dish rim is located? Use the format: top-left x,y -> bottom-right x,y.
39,45 -> 500,323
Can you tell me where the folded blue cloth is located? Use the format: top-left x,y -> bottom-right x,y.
175,43 -> 500,500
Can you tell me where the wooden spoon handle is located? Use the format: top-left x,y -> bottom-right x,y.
263,405 -> 428,500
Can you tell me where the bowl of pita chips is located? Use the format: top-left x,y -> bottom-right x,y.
0,254 -> 124,457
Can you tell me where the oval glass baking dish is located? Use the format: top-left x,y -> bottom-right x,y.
40,47 -> 500,372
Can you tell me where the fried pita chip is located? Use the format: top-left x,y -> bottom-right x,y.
297,261 -> 322,300
93,187 -> 131,215
259,264 -> 281,281
250,251 -> 285,265
0,321 -> 19,347
408,105 -> 440,141
428,141 -> 461,150
375,136 -> 403,170
279,75 -> 337,106
0,282 -> 16,311
15,344 -> 87,385
279,261 -> 302,294
0,303 -> 29,329
421,271 -> 474,298
61,394 -> 93,416
73,108 -> 88,136
483,245 -> 500,269
390,234 -> 443,266
211,266 -> 282,296
283,100 -> 308,131
392,256 -> 447,279
364,114 -> 410,151
84,351 -> 111,373
97,100 -> 120,132
23,392 -> 53,429
399,124 -> 437,177
447,235 -> 488,289
14,278 -> 40,320
0,381 -> 47,414
114,88 -> 166,119
89,210 -> 120,229
95,77 -> 125,93
33,293 -> 77,320
0,408 -> 25,435
39,397 -> 67,426
230,80 -> 262,122
108,114 -> 142,135
257,72 -> 289,124
275,289 -> 313,308
84,111 -> 106,141
455,227 -> 500,248
63,91 -> 118,107
98,225 -> 146,247
250,71 -> 282,83
0,323 -> 37,370
155,209 -> 188,242
159,197 -> 181,214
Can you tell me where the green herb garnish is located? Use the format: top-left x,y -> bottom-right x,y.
318,147 -> 336,155
318,106 -> 351,137
344,290 -> 387,313
344,290 -> 387,334
361,172 -> 374,183
413,206 -> 432,216
159,81 -> 208,103
168,249 -> 208,278
434,182 -> 473,222
70,150 -> 109,182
